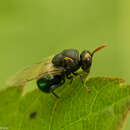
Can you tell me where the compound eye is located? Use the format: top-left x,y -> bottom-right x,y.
84,53 -> 91,62
80,50 -> 92,73
83,53 -> 92,67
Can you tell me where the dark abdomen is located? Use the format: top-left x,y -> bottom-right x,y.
37,75 -> 62,93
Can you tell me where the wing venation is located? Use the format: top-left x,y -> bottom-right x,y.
7,58 -> 65,87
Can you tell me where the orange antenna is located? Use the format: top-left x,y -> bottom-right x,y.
91,44 -> 107,56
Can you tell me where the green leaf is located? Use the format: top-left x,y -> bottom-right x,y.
0,77 -> 130,130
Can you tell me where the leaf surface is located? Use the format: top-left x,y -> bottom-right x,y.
0,77 -> 130,130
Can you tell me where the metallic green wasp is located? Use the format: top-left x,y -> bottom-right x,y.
7,45 -> 107,98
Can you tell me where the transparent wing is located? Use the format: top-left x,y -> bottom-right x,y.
7,58 -> 65,87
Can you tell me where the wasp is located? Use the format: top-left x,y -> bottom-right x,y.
7,45 -> 107,98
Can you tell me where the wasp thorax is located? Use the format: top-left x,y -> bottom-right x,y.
80,50 -> 92,73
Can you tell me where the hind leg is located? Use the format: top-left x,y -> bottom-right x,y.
50,78 -> 65,98
50,79 -> 65,110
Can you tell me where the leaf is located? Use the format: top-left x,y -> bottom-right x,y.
0,77 -> 130,130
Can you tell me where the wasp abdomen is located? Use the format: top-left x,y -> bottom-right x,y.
37,75 -> 64,93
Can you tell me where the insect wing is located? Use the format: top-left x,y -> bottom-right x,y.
7,58 -> 65,87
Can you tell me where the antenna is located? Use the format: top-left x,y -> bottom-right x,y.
91,44 -> 107,56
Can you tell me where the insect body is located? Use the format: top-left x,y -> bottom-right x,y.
37,75 -> 65,98
7,45 -> 107,98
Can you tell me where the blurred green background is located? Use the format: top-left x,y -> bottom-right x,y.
0,0 -> 130,129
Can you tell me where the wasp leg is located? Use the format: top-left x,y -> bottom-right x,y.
50,79 -> 65,98
53,99 -> 60,111
72,72 -> 91,93
51,91 -> 59,98
66,75 -> 74,96
79,74 -> 91,93
50,79 -> 65,110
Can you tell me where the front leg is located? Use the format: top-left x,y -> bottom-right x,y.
66,74 -> 74,96
72,72 -> 91,93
